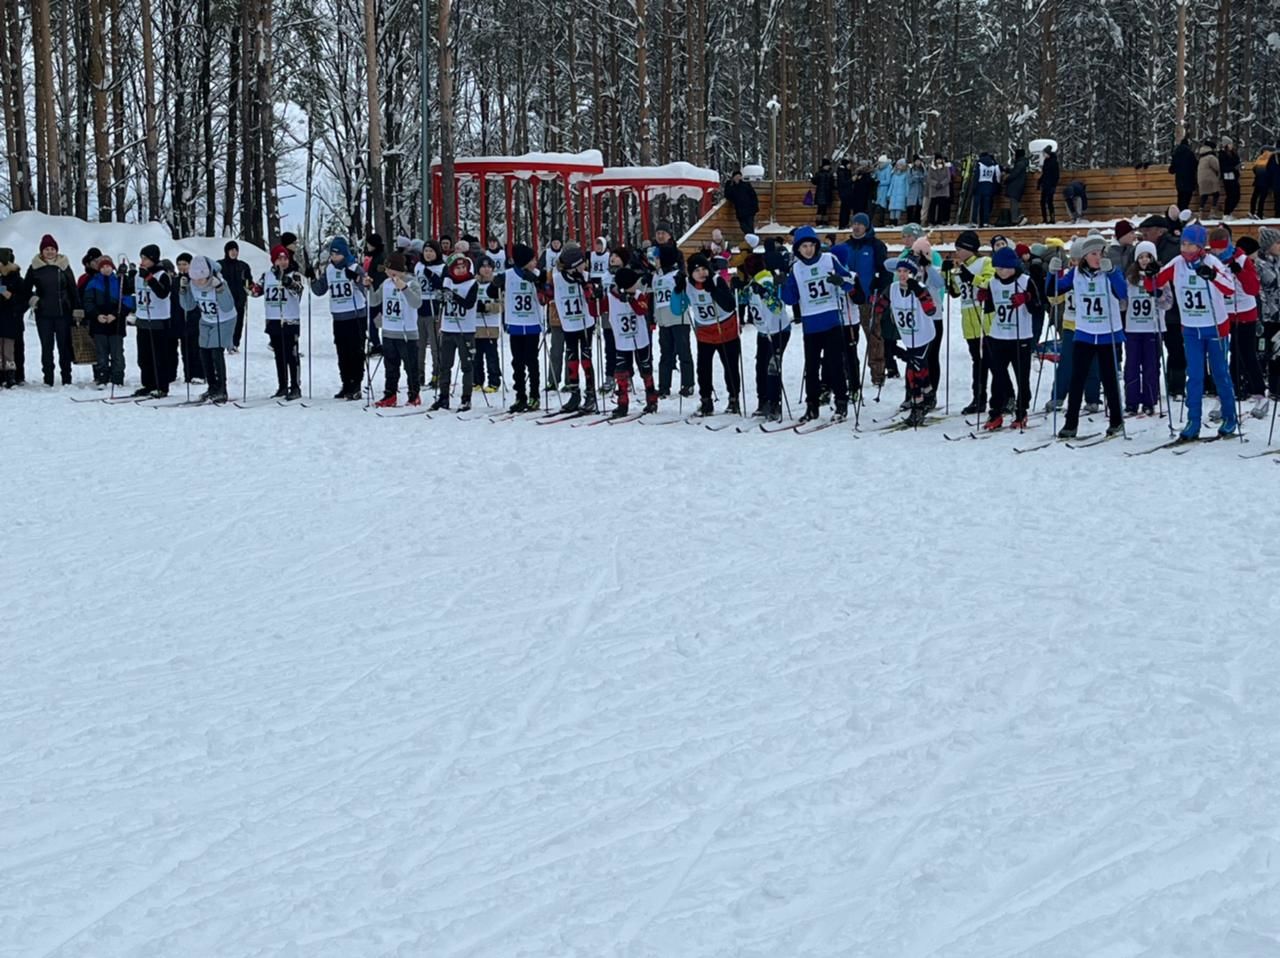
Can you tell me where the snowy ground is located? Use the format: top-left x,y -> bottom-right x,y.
4,228 -> 1280,957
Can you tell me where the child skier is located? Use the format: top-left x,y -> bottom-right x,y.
738,253 -> 789,420
309,237 -> 368,400
1148,222 -> 1239,438
473,256 -> 502,394
1123,241 -> 1168,416
781,226 -> 856,422
685,252 -> 742,416
942,230 -> 994,414
434,254 -> 479,411
130,244 -> 174,398
605,267 -> 658,418
252,244 -> 305,400
980,246 -> 1038,429
173,253 -> 203,386
373,252 -> 424,407
502,243 -> 543,413
416,241 -> 445,388
652,245 -> 694,398
178,255 -> 237,403
1048,234 -> 1127,438
1209,227 -> 1266,418
877,258 -> 937,425
83,255 -> 134,389
551,245 -> 597,413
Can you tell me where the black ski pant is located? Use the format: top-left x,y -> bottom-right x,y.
754,328 -> 790,409
1265,321 -> 1280,397
382,335 -> 421,399
926,319 -> 943,398
1224,179 -> 1240,216
658,324 -> 694,393
135,325 -> 170,391
92,333 -> 125,385
1040,189 -> 1056,223
563,328 -> 594,396
1163,309 -> 1187,396
35,315 -> 73,384
267,321 -> 300,392
696,337 -> 742,403
803,325 -> 847,410
473,335 -> 500,387
438,331 -> 475,403
200,346 -> 228,394
333,319 -> 366,395
1064,339 -> 1123,430
987,337 -> 1033,420
182,314 -> 203,381
1176,187 -> 1193,211
12,324 -> 23,382
1230,321 -> 1265,397
510,333 -> 540,402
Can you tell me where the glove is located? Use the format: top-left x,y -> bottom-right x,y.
940,258 -> 954,274
906,278 -> 925,296
252,284 -> 263,296
1010,292 -> 1028,308
1195,264 -> 1216,281
487,282 -> 499,299
1143,261 -> 1159,276
178,276 -> 190,291
673,273 -> 687,294
451,293 -> 468,308
958,264 -> 973,282
344,266 -> 360,281
827,273 -> 844,286
1227,259 -> 1242,275
1048,257 -> 1062,273
749,282 -> 766,297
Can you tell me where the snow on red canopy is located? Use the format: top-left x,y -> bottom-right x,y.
429,150 -> 605,184
588,163 -> 721,201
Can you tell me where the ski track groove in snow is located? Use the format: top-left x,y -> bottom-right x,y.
4,285 -> 1280,957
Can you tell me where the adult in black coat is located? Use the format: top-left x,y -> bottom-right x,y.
836,158 -> 855,228
1038,147 -> 1060,223
723,170 -> 759,237
1168,137 -> 1198,210
218,240 -> 253,351
1005,148 -> 1029,224
850,168 -> 874,216
810,158 -> 835,226
1218,139 -> 1242,216
22,233 -> 80,386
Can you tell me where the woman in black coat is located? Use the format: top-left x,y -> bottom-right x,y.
810,158 -> 835,227
1038,147 -> 1061,224
22,233 -> 80,386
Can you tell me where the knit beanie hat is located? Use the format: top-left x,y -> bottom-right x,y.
893,258 -> 918,274
1259,227 -> 1280,251
1182,223 -> 1208,248
1078,235 -> 1108,258
224,240 -> 239,254
511,243 -> 536,269
140,244 -> 161,263
955,230 -> 981,254
270,245 -> 289,261
1015,243 -> 1031,259
992,247 -> 1019,270
614,267 -> 639,291
0,247 -> 13,265
386,252 -> 408,273
1134,241 -> 1158,262
39,234 -> 58,252
1114,220 -> 1134,242
852,212 -> 872,231
911,237 -> 932,259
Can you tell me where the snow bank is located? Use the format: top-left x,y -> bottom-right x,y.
0,211 -> 271,275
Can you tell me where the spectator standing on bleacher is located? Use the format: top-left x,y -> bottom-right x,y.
1250,147 -> 1275,218
1039,146 -> 1060,223
925,155 -> 951,225
1196,139 -> 1222,218
810,158 -> 835,228
1005,148 -> 1029,226
1169,137 -> 1198,211
1219,139 -> 1242,217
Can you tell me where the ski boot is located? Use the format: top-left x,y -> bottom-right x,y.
429,396 -> 449,411
458,399 -> 472,412
131,386 -> 151,398
334,388 -> 348,399
982,415 -> 1004,432
697,397 -> 715,417
406,394 -> 422,407
832,399 -> 848,423
610,404 -> 630,420
751,405 -> 766,418
1057,426 -> 1077,439
272,386 -> 288,399
1084,401 -> 1102,415
560,390 -> 581,413
961,398 -> 984,415
508,397 -> 528,414
906,405 -> 927,427
375,394 -> 397,408
726,397 -> 741,416
643,400 -> 658,415
1106,422 -> 1126,437
1178,420 -> 1200,441
1218,417 -> 1240,437
768,402 -> 784,423
1009,416 -> 1028,430
798,404 -> 821,424
286,386 -> 302,401
527,396 -> 540,411
679,385 -> 695,398
581,391 -> 598,414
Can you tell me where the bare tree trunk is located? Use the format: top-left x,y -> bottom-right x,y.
258,0 -> 280,239
88,0 -> 112,219
110,0 -> 126,220
1212,0 -> 1229,132
438,0 -> 457,235
362,0 -> 386,234
1038,0 -> 1055,141
140,0 -> 160,219
73,0 -> 90,218
0,0 -> 34,210
239,0 -> 257,238
199,0 -> 215,235
224,15 -> 240,234
635,0 -> 651,165
1175,0 -> 1187,140
34,0 -> 61,213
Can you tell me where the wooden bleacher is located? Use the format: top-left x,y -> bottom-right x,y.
681,167 -> 1192,252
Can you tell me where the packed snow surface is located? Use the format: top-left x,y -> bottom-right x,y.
3,220 -> 1280,958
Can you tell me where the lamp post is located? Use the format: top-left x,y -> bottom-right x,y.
766,96 -> 781,226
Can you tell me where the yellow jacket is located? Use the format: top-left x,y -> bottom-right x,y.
945,254 -> 994,338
